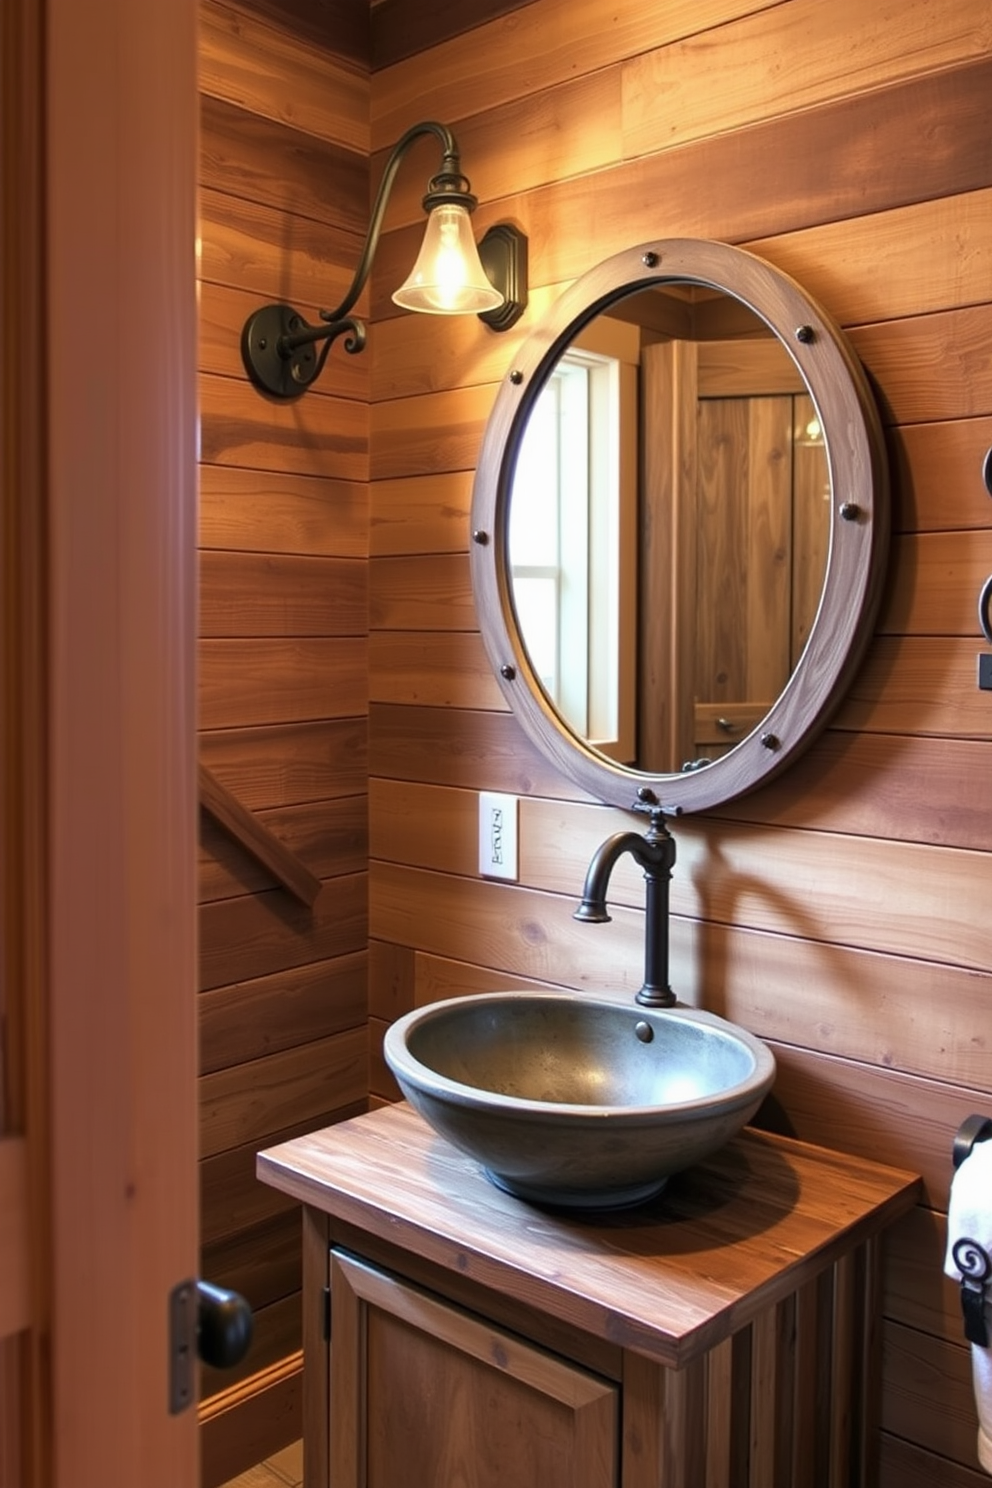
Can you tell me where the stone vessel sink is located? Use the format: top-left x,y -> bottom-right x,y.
383,991 -> 776,1209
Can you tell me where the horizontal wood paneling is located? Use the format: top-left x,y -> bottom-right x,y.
199,637 -> 366,728
198,185 -> 365,310
199,550 -> 366,637
371,533 -> 992,639
234,0 -> 367,64
888,418 -> 992,535
200,1028 -> 367,1158
372,0 -> 785,148
883,1207 -> 959,1345
201,95 -> 366,234
368,631 -> 505,709
370,553 -> 474,630
200,0 -> 368,151
622,0 -> 992,158
760,1046 -> 988,1212
879,1433 -> 991,1488
197,2 -> 370,1438
837,636 -> 992,738
372,784 -> 991,975
368,704 -> 585,799
199,951 -> 367,1073
369,471 -> 475,555
369,13 -> 992,1478
370,384 -> 495,481
880,1321 -> 978,1471
370,58 -> 992,306
199,871 -> 367,991
199,795 -> 367,901
371,0 -> 537,70
199,719 -> 368,809
200,1103 -> 366,1247
199,465 -> 367,558
201,1210 -> 302,1314
199,376 -> 368,482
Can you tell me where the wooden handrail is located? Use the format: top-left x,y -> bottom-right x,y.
198,764 -> 322,908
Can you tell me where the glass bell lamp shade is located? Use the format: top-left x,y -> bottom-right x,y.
392,202 -> 504,315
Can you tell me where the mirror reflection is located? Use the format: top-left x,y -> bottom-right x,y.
506,285 -> 830,775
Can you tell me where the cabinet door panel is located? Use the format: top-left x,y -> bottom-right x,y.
330,1250 -> 618,1488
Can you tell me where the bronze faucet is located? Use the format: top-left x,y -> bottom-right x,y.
574,802 -> 679,1008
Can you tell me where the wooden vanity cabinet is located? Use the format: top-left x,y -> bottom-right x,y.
329,1250 -> 618,1488
258,1102 -> 920,1488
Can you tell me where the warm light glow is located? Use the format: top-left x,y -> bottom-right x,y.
392,202 -> 504,315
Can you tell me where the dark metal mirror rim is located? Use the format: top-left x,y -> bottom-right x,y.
469,238 -> 890,814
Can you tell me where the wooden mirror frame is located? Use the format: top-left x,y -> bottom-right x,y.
470,239 -> 889,814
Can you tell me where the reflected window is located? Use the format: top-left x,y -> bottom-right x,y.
509,321 -> 638,761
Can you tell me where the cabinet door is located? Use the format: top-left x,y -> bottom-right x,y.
329,1250 -> 618,1488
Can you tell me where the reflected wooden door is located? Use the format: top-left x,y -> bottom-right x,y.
1,0 -> 200,1481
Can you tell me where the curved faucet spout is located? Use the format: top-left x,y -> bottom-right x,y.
573,814 -> 677,1007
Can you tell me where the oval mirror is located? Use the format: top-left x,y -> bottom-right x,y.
470,239 -> 889,814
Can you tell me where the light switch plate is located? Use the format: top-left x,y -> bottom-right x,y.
479,792 -> 518,880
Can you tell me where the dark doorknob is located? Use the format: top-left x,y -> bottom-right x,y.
196,1279 -> 253,1369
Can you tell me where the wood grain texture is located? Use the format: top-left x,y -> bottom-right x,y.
199,550 -> 367,638
199,466 -> 368,559
201,1104 -> 366,1248
200,95 -> 366,234
880,1320 -> 979,1471
199,951 -> 367,1074
199,764 -> 324,906
199,719 -> 368,809
370,58 -> 992,312
371,0 -> 537,70
199,637 -> 367,728
199,1028 -> 367,1158
199,185 -> 366,310
622,0 -> 992,157
258,1102 -> 919,1371
199,795 -> 367,901
233,0 -> 368,64
199,0 -> 368,151
199,872 -> 367,991
199,376 -> 368,482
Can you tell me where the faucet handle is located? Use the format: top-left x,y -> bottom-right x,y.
631,787 -> 682,827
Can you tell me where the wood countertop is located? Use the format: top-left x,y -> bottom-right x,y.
257,1101 -> 919,1370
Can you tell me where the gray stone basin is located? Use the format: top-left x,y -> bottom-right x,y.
383,991 -> 776,1209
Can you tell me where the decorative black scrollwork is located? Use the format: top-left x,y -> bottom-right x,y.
953,1236 -> 991,1348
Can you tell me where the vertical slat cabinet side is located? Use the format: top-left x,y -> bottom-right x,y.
790,1276 -> 823,1488
302,1208 -> 330,1488
828,1250 -> 859,1488
623,1350 -> 706,1488
704,1336 -> 735,1488
749,1297 -> 802,1488
857,1238 -> 883,1488
330,1249 -> 619,1488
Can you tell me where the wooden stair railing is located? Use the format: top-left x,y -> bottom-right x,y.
198,763 -> 322,908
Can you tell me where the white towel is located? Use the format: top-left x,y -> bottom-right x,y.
945,1139 -> 992,1475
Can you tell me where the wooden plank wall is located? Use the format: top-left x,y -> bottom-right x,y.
196,0 -> 370,1408
367,2 -> 992,1482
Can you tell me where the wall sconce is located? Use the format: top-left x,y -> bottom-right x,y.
241,120 -> 528,400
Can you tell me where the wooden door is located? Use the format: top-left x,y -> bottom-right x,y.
0,0 -> 200,1481
329,1251 -> 619,1488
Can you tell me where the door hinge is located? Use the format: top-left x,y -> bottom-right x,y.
168,1279 -> 197,1415
322,1284 -> 331,1342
